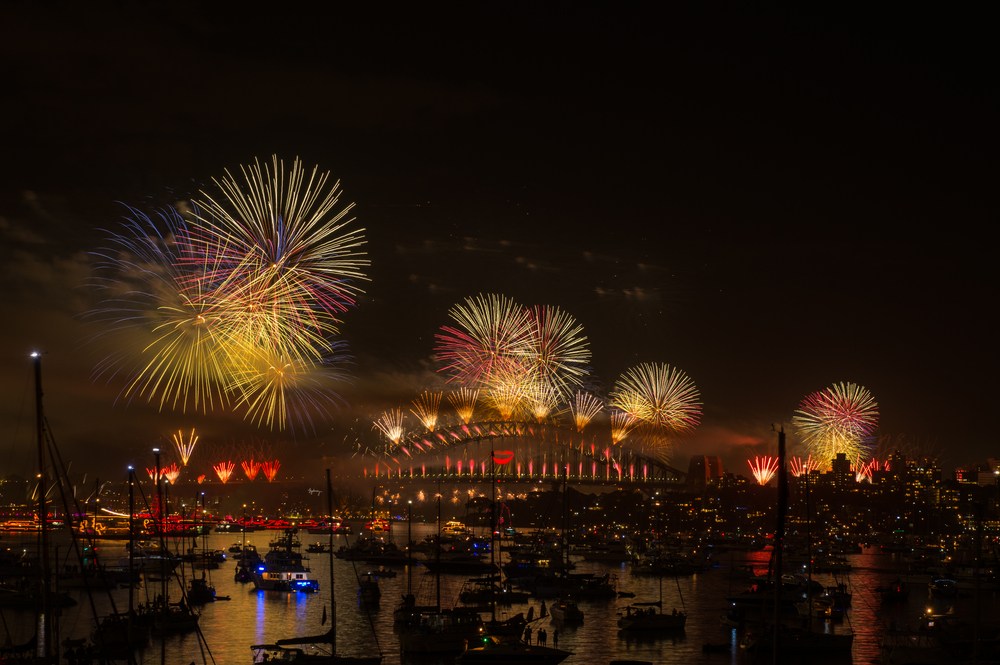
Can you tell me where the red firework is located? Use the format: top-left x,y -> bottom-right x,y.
433,293 -> 532,386
241,459 -> 261,481
262,460 -> 281,482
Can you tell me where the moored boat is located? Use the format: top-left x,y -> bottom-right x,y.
253,528 -> 320,593
548,597 -> 583,625
251,469 -> 383,664
616,603 -> 686,632
458,634 -> 572,664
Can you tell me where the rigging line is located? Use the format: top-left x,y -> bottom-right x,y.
347,531 -> 384,655
44,415 -> 138,662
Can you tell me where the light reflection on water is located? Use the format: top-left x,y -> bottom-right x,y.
3,529 -> 1000,665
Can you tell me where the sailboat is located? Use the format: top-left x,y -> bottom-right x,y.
25,352 -> 150,663
399,486 -> 484,659
234,506 -> 259,583
616,574 -> 687,632
24,351 -> 58,664
738,427 -> 854,657
185,493 -> 219,605
457,455 -> 572,665
250,468 -> 383,664
548,468 -> 583,627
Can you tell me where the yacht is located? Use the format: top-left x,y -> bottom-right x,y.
252,528 -> 320,593
442,520 -> 469,536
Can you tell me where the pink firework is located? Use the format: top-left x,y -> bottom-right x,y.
855,459 -> 874,483
433,293 -> 532,387
792,381 -> 879,462
748,456 -> 779,485
789,455 -> 818,477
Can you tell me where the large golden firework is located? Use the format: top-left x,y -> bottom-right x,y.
609,362 -> 702,431
792,381 -> 879,466
88,156 -> 367,432
518,304 -> 592,402
433,293 -> 532,387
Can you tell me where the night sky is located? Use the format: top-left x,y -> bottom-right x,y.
1,3 -> 995,480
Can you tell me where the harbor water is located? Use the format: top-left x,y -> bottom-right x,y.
1,525 -> 998,664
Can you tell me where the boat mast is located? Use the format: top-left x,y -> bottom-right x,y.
128,465 -> 137,650
490,447 -> 496,623
154,446 -> 167,665
435,483 -> 441,612
407,500 -> 413,597
805,462 -> 813,632
562,464 -> 569,574
772,425 -> 788,663
325,469 -> 337,653
32,351 -> 52,661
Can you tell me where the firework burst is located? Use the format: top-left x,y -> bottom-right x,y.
171,428 -> 199,466
190,155 -> 369,323
789,455 -> 818,477
792,381 -> 879,464
569,391 -> 603,432
610,409 -> 639,445
748,455 -> 779,485
433,293 -> 532,386
410,391 -> 443,432
162,463 -> 181,484
213,461 -> 235,483
227,342 -> 351,432
241,459 -> 261,481
517,304 -> 591,401
89,205 -> 234,414
609,362 -> 702,431
87,156 -> 367,432
373,409 -> 406,452
524,380 -> 560,423
261,460 -> 281,482
448,388 -> 479,424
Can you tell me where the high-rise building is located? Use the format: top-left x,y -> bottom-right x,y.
687,455 -> 724,491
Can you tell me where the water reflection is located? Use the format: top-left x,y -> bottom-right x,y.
2,528 -> 999,665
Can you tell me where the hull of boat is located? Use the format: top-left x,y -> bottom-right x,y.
459,642 -> 572,664
617,612 -> 686,631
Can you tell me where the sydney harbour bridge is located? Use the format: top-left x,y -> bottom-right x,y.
352,418 -> 688,488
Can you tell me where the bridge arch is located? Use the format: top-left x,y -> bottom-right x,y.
360,420 -> 687,486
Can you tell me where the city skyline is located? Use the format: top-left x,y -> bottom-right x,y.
1,5 -> 995,479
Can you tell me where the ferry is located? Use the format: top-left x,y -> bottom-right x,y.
0,519 -> 39,532
442,520 -> 469,536
365,518 -> 391,533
